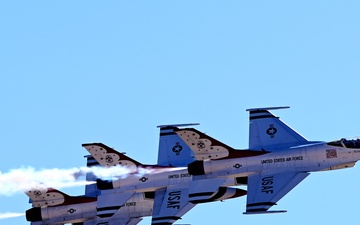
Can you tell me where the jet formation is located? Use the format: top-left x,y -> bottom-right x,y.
24,107 -> 360,224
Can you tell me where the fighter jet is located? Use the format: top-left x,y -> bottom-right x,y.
25,184 -> 155,225
174,106 -> 360,214
24,149 -> 158,225
24,153 -> 156,225
25,185 -> 97,225
83,124 -> 247,225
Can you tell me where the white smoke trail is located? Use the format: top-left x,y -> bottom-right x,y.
0,212 -> 25,220
0,165 -> 132,196
0,165 -> 186,196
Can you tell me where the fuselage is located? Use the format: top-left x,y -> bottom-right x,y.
26,193 -> 154,225
103,140 -> 360,193
97,166 -> 246,205
189,140 -> 360,179
26,201 -> 97,225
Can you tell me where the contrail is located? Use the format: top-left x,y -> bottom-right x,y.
0,165 -> 132,196
0,165 -> 184,196
0,212 -> 25,220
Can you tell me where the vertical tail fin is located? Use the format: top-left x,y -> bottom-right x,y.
157,124 -> 199,166
247,107 -> 309,150
84,155 -> 99,197
175,127 -> 265,160
26,185 -> 68,207
25,184 -> 95,207
82,143 -> 142,168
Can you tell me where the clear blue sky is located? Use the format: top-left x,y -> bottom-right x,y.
1,1 -> 360,225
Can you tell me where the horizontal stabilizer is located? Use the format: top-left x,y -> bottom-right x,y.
243,210 -> 287,215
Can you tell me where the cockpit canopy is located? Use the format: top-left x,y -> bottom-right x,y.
327,138 -> 360,149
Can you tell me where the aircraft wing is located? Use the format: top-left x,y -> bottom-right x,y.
97,190 -> 135,218
30,223 -> 62,225
244,172 -> 309,214
151,178 -> 231,224
247,107 -> 309,150
121,217 -> 142,225
151,185 -> 195,225
83,217 -> 142,225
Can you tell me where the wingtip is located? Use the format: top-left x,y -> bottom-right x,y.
157,123 -> 200,128
243,210 -> 287,215
246,106 -> 290,112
